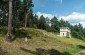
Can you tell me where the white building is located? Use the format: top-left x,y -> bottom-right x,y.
60,27 -> 71,38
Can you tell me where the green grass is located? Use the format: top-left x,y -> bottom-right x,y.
0,27 -> 85,55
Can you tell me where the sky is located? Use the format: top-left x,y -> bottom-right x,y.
33,0 -> 85,27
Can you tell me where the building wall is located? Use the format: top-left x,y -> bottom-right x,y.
60,27 -> 71,38
60,32 -> 67,37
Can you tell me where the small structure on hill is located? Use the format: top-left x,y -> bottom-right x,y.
60,27 -> 71,38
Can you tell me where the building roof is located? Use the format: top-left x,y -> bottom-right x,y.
60,27 -> 70,29
60,27 -> 71,31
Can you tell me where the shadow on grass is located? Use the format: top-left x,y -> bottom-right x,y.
20,47 -> 35,54
77,45 -> 85,49
62,52 -> 72,55
20,47 -> 72,55
36,48 -> 72,55
0,27 -> 32,41
12,29 -> 32,41
36,48 -> 62,55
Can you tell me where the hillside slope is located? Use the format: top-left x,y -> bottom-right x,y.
0,28 -> 85,55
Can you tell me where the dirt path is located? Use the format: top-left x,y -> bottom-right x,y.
75,50 -> 85,55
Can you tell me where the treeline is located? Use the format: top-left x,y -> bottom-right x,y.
32,15 -> 85,40
0,0 -> 85,41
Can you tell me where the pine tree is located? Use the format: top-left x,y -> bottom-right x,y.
6,0 -> 13,41
51,16 -> 59,32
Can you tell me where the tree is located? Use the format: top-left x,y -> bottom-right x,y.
71,23 -> 84,40
24,0 -> 34,28
59,19 -> 71,27
0,0 -> 8,26
51,16 -> 59,32
32,14 -> 39,28
27,8 -> 34,27
6,0 -> 13,41
45,17 -> 51,31
38,15 -> 46,29
13,0 -> 17,32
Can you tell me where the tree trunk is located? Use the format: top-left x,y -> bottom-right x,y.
13,0 -> 17,33
24,11 -> 28,28
24,0 -> 28,28
6,0 -> 13,41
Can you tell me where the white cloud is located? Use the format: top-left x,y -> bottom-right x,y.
36,12 -> 85,28
36,12 -> 54,20
80,21 -> 85,28
59,12 -> 85,21
59,12 -> 85,27
72,21 -> 85,28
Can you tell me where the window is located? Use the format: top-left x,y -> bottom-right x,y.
63,33 -> 64,36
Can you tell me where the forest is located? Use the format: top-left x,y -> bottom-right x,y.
0,0 -> 85,55
0,0 -> 85,41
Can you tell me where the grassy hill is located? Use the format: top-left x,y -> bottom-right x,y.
0,27 -> 85,55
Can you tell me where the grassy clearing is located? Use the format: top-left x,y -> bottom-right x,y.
0,27 -> 85,55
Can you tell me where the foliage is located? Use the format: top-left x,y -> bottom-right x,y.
0,0 -> 85,40
51,16 -> 59,32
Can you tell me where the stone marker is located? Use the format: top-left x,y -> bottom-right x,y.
25,37 -> 28,42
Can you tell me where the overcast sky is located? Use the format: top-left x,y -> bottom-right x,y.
33,0 -> 85,27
